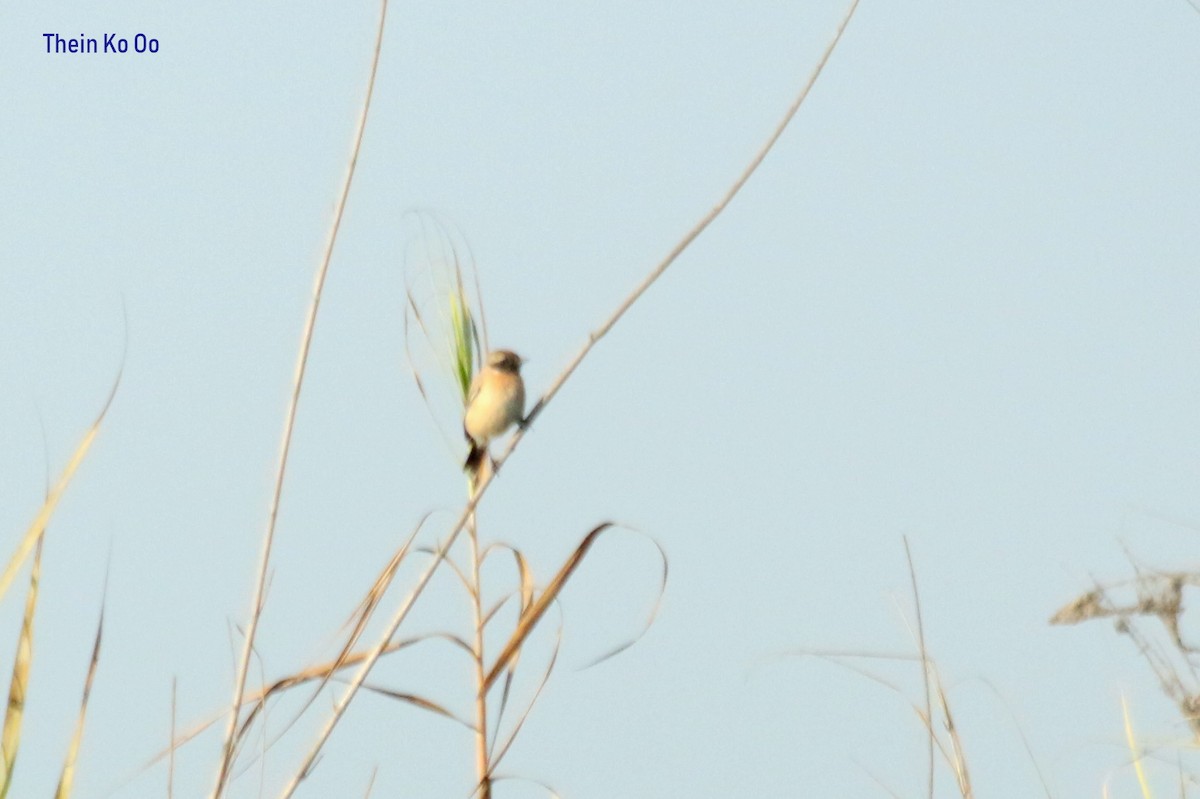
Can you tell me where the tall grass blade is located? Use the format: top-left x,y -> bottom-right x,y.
54,593 -> 105,799
501,545 -> 534,673
904,537 -> 935,799
129,632 -> 470,785
483,524 -> 612,692
0,375 -> 118,602
487,624 -> 562,772
352,683 -> 470,728
449,291 -> 479,405
1122,694 -> 1154,799
0,539 -> 43,798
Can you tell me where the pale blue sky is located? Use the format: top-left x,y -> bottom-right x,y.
3,1 -> 1200,796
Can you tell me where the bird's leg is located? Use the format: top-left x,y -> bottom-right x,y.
518,400 -> 543,431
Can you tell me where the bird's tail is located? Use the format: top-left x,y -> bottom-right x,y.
463,424 -> 486,475
464,442 -> 486,474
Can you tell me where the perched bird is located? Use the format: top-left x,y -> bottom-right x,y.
464,349 -> 526,473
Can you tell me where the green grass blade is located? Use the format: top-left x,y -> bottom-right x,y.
449,290 -> 478,404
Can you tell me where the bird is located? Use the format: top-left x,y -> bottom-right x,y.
463,349 -> 526,474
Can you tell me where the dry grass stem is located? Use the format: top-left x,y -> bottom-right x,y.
53,589 -> 105,799
904,537 -> 935,799
485,625 -> 563,780
776,541 -> 981,798
1053,564 -> 1200,738
131,632 -> 461,787
467,501 -> 491,799
341,680 -> 470,728
0,370 -> 119,603
483,523 -> 611,691
0,538 -> 42,798
213,0 -> 391,793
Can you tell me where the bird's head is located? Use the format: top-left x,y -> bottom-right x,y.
487,349 -> 524,373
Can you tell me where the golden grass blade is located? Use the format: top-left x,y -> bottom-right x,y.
481,594 -> 516,629
465,506 -> 490,799
0,538 -> 43,798
213,1 -> 390,793
483,525 -> 666,693
279,5 -> 861,785
931,667 -> 972,798
343,514 -> 434,637
350,682 -> 471,728
482,545 -> 536,749
54,591 -> 105,799
904,537 -> 935,799
487,617 -> 563,773
0,382 -> 118,603
127,632 -> 463,787
228,513 -> 431,785
482,524 -> 611,693
1123,694 -> 1154,799
231,630 -> 472,772
479,543 -> 534,617
416,545 -> 471,594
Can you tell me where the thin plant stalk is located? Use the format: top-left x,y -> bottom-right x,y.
211,0 -> 390,794
468,499 -> 491,799
53,584 -> 105,799
460,287 -> 490,796
904,537 -> 934,799
277,4 -> 860,792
